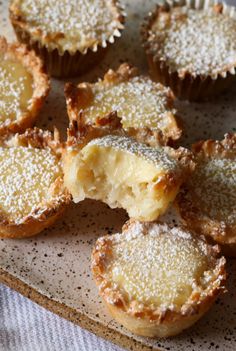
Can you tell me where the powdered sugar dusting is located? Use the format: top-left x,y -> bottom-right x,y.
19,0 -> 124,53
84,76 -> 176,131
0,58 -> 33,126
149,6 -> 236,76
188,157 -> 236,224
106,222 -> 212,309
0,146 -> 62,222
88,135 -> 179,171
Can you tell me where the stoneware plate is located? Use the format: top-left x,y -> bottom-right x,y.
0,1 -> 236,350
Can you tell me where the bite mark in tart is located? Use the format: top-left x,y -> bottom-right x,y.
92,220 -> 226,337
0,128 -> 71,239
63,116 -> 194,222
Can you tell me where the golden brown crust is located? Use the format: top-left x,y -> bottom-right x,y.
0,127 -> 71,239
176,134 -> 236,256
141,1 -> 236,101
64,63 -> 182,146
0,36 -> 50,135
91,220 -> 226,337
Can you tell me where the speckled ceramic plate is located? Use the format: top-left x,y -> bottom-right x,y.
1,1 -> 236,350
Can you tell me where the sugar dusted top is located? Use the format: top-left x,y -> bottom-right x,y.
84,76 -> 176,132
0,57 -> 33,126
148,6 -> 236,77
0,146 -> 62,222
87,135 -> 179,171
15,0 -> 124,53
187,157 -> 236,225
101,222 -> 215,310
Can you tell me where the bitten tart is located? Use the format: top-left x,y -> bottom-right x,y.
0,36 -> 49,135
92,220 -> 226,337
141,1 -> 236,101
176,134 -> 236,257
65,63 -> 182,146
0,128 -> 71,239
63,117 -> 194,221
9,0 -> 125,77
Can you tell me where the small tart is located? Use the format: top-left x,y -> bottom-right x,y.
92,220 -> 226,337
176,134 -> 236,256
64,117 -> 194,221
0,36 -> 50,135
9,0 -> 125,77
141,1 -> 236,101
0,128 -> 71,239
65,63 -> 182,146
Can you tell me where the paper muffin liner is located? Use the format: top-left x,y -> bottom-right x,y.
10,1 -> 125,78
141,0 -> 236,101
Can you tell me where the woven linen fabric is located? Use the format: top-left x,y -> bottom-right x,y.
0,284 -> 124,351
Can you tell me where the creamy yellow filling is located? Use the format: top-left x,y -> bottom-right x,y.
65,136 -> 180,221
0,147 -> 62,222
107,225 -> 209,308
84,77 -> 175,131
0,58 -> 33,126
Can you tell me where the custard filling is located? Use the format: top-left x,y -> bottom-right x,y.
64,136 -> 181,221
83,77 -> 176,132
107,224 -> 210,309
0,58 -> 33,126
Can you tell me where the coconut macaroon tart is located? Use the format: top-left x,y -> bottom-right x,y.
0,36 -> 49,135
63,117 -> 194,221
176,133 -> 236,257
65,63 -> 182,146
141,0 -> 236,101
0,128 -> 71,239
91,220 -> 226,338
9,0 -> 125,78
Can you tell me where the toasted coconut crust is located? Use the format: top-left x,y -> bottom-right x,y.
141,1 -> 236,101
91,220 -> 226,337
176,134 -> 236,257
64,63 -> 182,146
0,127 -> 71,239
0,36 -> 50,135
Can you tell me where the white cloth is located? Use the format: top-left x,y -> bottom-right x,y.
0,284 -> 124,351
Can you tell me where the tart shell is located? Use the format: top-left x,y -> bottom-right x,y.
0,128 -> 71,239
176,134 -> 236,257
141,0 -> 236,101
0,36 -> 50,135
91,220 -> 226,338
64,63 -> 182,146
9,0 -> 125,78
